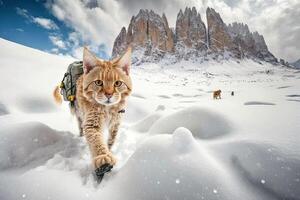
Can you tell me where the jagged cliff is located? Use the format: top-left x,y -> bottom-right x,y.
206,7 -> 240,58
175,7 -> 207,59
112,9 -> 174,62
112,7 -> 278,64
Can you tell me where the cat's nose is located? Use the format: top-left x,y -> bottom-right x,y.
105,93 -> 113,99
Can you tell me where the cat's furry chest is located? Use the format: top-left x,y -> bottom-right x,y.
103,106 -> 118,118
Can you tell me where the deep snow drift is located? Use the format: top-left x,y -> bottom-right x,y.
0,38 -> 300,200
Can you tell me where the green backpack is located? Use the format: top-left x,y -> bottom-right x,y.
59,61 -> 84,103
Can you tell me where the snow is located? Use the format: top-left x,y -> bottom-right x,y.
244,101 -> 276,105
1,37 -> 300,200
148,107 -> 232,139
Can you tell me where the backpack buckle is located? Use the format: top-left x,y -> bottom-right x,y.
68,95 -> 75,101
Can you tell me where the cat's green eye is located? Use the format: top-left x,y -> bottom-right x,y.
94,80 -> 103,86
114,80 -> 122,87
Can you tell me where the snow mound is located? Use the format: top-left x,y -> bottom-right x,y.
172,127 -> 196,153
16,96 -> 57,113
100,128 -> 238,200
0,122 -> 80,170
122,97 -> 153,123
131,112 -> 163,133
212,141 -> 300,200
149,106 -> 232,139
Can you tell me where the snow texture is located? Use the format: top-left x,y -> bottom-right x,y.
0,38 -> 300,200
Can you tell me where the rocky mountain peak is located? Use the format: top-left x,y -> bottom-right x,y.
112,7 -> 278,65
111,27 -> 127,59
112,8 -> 175,61
175,6 -> 207,57
177,9 -> 184,19
162,13 -> 168,26
228,22 -> 251,37
135,9 -> 148,20
206,7 -> 239,58
206,7 -> 224,25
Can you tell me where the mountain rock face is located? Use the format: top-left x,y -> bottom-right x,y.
175,7 -> 207,58
111,27 -> 127,59
112,7 -> 278,64
206,8 -> 239,58
227,22 -> 277,62
112,9 -> 174,62
227,22 -> 255,57
291,59 -> 300,69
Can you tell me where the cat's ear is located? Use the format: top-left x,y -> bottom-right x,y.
114,47 -> 131,75
83,47 -> 99,74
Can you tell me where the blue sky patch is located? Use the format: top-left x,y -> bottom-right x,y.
0,0 -> 109,59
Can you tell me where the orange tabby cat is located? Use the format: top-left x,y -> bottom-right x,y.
54,47 -> 132,171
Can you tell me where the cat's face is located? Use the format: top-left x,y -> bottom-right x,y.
82,47 -> 132,106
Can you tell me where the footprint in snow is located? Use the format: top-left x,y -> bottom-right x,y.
244,101 -> 276,106
179,100 -> 197,103
285,94 -> 300,98
158,95 -> 171,99
131,93 -> 146,99
276,86 -> 291,89
173,94 -> 202,98
286,99 -> 300,102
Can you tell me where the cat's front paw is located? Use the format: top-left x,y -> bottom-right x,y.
93,152 -> 117,169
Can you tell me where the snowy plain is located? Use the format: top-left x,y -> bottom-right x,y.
0,38 -> 300,200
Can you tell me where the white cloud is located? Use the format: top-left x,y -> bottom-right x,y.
49,35 -> 66,49
16,28 -> 24,32
66,32 -> 83,58
32,17 -> 58,30
67,32 -> 80,47
16,7 -> 59,31
50,48 -> 59,53
48,0 -> 129,56
46,0 -> 300,61
71,46 -> 83,60
16,7 -> 31,20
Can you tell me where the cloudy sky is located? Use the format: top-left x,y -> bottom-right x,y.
0,0 -> 299,62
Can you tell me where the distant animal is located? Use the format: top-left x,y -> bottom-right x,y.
231,91 -> 234,96
213,90 -> 222,99
53,47 -> 132,182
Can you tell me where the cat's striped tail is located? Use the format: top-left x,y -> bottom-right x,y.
53,85 -> 62,105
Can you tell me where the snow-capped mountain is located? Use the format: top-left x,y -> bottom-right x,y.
112,7 -> 278,64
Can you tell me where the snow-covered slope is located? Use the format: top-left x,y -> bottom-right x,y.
0,38 -> 300,200
292,59 -> 300,69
